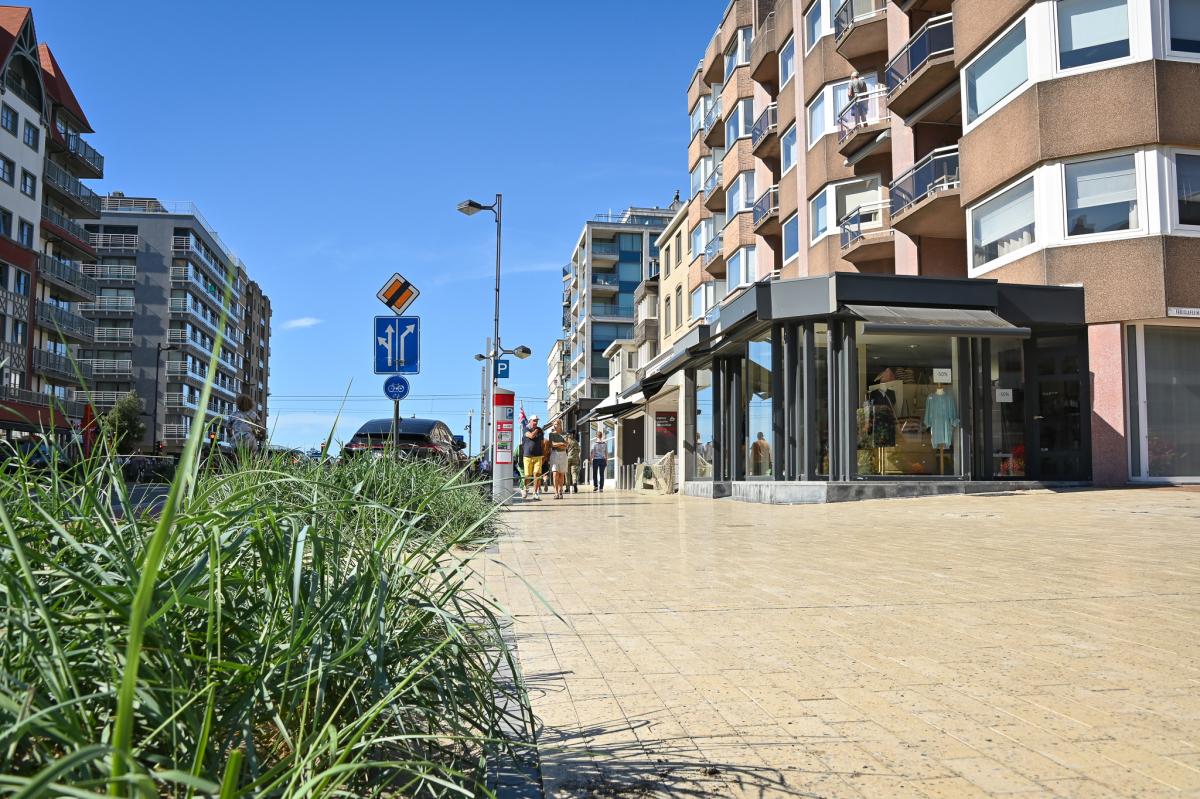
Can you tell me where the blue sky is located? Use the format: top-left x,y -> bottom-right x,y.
31,0 -> 721,450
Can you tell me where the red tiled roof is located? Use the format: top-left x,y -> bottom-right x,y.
38,42 -> 92,133
0,7 -> 29,71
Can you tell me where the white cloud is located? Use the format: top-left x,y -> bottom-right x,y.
282,317 -> 322,330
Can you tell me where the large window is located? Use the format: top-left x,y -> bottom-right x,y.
1145,326 -> 1200,477
810,177 -> 882,242
1056,0 -> 1129,69
724,27 -> 753,80
726,246 -> 756,295
725,98 -> 754,143
746,334 -> 774,479
779,36 -> 796,85
811,192 -> 829,242
807,76 -> 876,146
781,124 -> 798,173
689,101 -> 704,138
726,171 -> 756,215
689,164 -> 702,197
804,0 -> 828,52
807,91 -> 826,146
1177,152 -> 1200,226
965,21 -> 1028,124
690,222 -> 704,256
1169,0 -> 1200,53
1064,153 -> 1138,236
690,286 -> 705,320
971,177 -> 1035,267
693,367 -> 714,480
782,214 -> 800,261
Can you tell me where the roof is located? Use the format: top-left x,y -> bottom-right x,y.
38,43 -> 92,132
0,7 -> 29,73
354,418 -> 441,436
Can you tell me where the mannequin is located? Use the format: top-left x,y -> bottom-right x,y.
867,385 -> 896,474
923,384 -> 959,476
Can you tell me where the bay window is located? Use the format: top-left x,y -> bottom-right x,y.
781,124 -> 798,173
1176,153 -> 1200,226
690,101 -> 704,138
808,75 -> 876,146
807,91 -> 826,146
1169,0 -> 1200,53
726,172 -> 756,215
690,286 -> 705,320
805,0 -> 829,52
965,21 -> 1028,124
971,177 -> 1035,267
782,214 -> 799,261
780,36 -> 796,85
726,246 -> 757,295
724,27 -> 753,80
810,177 -> 882,242
690,164 -> 703,197
1064,153 -> 1138,236
725,98 -> 754,143
1056,0 -> 1129,69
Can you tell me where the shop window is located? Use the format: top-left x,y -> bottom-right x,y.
1057,0 -> 1130,69
814,323 -> 831,477
1176,152 -> 1200,226
965,20 -> 1028,124
970,177 -> 1035,268
1064,153 -> 1138,236
1169,0 -> 1200,53
746,334 -> 774,479
693,367 -> 714,480
1145,326 -> 1200,477
990,339 -> 1027,477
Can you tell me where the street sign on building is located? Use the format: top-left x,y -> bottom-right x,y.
376,273 -> 420,315
495,359 -> 510,379
374,316 -> 420,374
383,375 -> 411,401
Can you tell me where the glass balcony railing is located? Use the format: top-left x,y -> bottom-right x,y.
703,165 -> 723,200
591,241 -> 619,258
886,13 -> 953,93
703,233 -> 724,266
751,103 -> 778,148
752,187 -> 779,226
592,303 -> 635,318
835,0 -> 887,40
889,145 -> 960,217
592,272 -> 620,287
837,87 -> 889,142
839,200 -> 888,248
703,96 -> 723,135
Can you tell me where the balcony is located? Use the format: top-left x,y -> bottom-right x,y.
81,263 -> 136,282
885,13 -> 956,120
749,12 -> 778,84
702,96 -> 724,148
80,358 -> 133,378
78,296 -> 135,315
41,206 -> 96,257
648,258 -> 660,279
703,233 -> 726,274
592,302 -> 634,319
889,146 -> 963,238
36,301 -> 94,342
81,390 -> 124,409
591,272 -> 620,294
835,0 -> 889,59
38,253 -> 97,301
43,161 -> 100,218
591,240 -> 618,261
90,233 -> 140,251
163,424 -> 190,441
165,392 -> 197,409
751,103 -> 779,158
50,129 -> 105,179
838,200 -> 894,264
33,349 -> 90,382
703,165 -> 725,211
0,385 -> 83,418
837,88 -> 891,158
93,327 -> 133,344
634,317 -> 659,348
752,187 -> 781,235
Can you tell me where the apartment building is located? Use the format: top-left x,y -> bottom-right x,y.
0,6 -> 104,442
545,338 -> 567,423
81,195 -> 270,453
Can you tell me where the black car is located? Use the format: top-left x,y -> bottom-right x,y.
343,418 -> 467,464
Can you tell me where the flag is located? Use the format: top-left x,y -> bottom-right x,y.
519,404 -> 528,433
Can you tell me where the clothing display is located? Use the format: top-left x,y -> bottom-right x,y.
923,390 -> 959,448
867,388 -> 897,447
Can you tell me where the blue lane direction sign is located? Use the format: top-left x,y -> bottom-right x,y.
383,376 -> 410,401
494,359 -> 511,379
374,315 -> 420,374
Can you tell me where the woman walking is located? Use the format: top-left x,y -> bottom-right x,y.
590,431 -> 608,492
566,432 -> 581,494
547,420 -> 569,499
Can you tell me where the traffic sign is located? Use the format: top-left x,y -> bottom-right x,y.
377,273 -> 420,315
374,315 -> 420,374
494,359 -> 511,379
383,375 -> 410,401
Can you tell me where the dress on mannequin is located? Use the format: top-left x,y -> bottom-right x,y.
923,388 -> 958,449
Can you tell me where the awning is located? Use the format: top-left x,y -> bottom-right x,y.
578,401 -> 637,424
845,305 -> 1031,338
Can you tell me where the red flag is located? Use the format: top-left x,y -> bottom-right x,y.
518,404 -> 528,433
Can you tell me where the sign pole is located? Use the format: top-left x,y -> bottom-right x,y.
392,397 -> 400,462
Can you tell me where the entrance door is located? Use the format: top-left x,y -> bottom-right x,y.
1029,336 -> 1088,480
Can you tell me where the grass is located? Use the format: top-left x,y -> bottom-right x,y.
0,438 -> 531,797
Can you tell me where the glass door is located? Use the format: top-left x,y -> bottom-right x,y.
1029,335 -> 1087,480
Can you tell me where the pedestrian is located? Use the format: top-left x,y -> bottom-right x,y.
521,414 -> 545,500
590,430 -> 608,492
848,70 -> 868,126
566,432 -> 581,494
751,431 -> 772,476
229,395 -> 263,459
547,420 -> 569,500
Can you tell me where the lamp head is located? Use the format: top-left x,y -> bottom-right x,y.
457,199 -> 488,216
512,345 -> 533,360
473,353 -> 486,362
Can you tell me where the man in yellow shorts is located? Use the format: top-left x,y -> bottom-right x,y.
521,414 -> 546,500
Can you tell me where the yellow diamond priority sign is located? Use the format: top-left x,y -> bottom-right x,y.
377,272 -> 419,314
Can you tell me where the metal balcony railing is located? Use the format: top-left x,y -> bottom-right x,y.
0,385 -> 83,417
34,349 -> 90,380
889,145 -> 960,217
702,96 -> 723,135
751,103 -> 778,148
89,233 -> 140,250
835,0 -> 887,40
839,200 -> 888,248
837,87 -> 889,142
43,161 -> 100,214
78,296 -> 135,313
80,359 -> 133,377
41,205 -> 92,245
94,327 -> 133,343
65,132 -> 104,174
163,424 -> 190,440
81,390 -> 123,408
38,253 -> 98,296
886,13 -> 954,93
81,263 -> 136,280
36,301 -> 94,339
703,165 -> 724,200
752,186 -> 780,226
5,73 -> 39,110
703,233 -> 724,266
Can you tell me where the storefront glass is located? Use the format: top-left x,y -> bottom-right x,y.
1145,326 -> 1200,478
693,367 -> 714,479
815,323 -> 830,477
855,328 -> 964,477
746,334 -> 773,479
990,338 -> 1027,477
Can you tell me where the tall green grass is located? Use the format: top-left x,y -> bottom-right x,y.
0,443 -> 530,797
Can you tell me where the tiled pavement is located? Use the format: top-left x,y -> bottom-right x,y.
484,487 -> 1200,798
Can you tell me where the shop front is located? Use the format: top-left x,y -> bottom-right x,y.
1125,319 -> 1200,483
680,273 -> 1091,503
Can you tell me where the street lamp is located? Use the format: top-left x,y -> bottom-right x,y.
152,342 -> 175,452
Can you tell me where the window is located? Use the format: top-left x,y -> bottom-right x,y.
724,27 -> 753,80
726,246 -> 757,294
19,169 -> 33,199
0,262 -> 6,291
674,231 -> 682,267
690,222 -> 704,257
805,0 -> 827,52
783,214 -> 800,261
690,286 -> 705,320
811,191 -> 829,240
725,98 -> 754,143
0,156 -> 12,186
965,21 -> 1028,124
810,177 -> 882,241
1064,153 -> 1137,236
726,171 -> 756,215
1177,153 -> 1200,225
971,177 -> 1036,267
781,124 -> 798,173
17,219 -> 32,248
807,92 -> 827,146
1056,0 -> 1129,69
0,105 -> 15,135
664,296 -> 672,333
0,209 -> 10,239
1169,0 -> 1200,53
690,164 -> 703,197
13,268 -> 27,295
779,36 -> 796,85
11,320 -> 24,345
21,120 -> 37,151
690,101 -> 704,137
675,286 -> 683,328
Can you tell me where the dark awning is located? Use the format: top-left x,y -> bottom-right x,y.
578,401 -> 637,424
845,305 -> 1031,338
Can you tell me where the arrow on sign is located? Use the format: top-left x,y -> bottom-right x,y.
377,322 -> 395,367
398,323 -> 415,365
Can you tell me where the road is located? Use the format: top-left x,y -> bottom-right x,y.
487,487 -> 1200,798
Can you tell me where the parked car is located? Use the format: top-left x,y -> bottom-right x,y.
342,418 -> 468,465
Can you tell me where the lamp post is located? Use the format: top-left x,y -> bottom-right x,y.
152,342 -> 175,452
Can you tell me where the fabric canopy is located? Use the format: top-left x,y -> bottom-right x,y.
845,305 -> 1031,338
